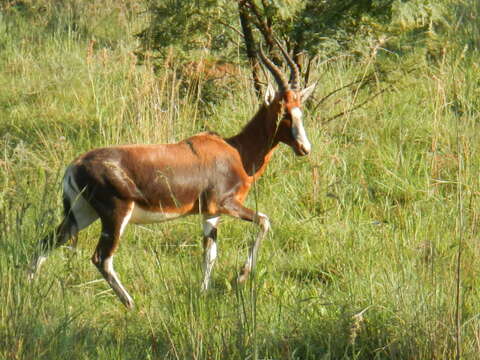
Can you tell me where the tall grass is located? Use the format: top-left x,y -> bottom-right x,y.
1,1 -> 480,359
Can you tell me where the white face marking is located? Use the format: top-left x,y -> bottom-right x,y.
130,204 -> 182,224
290,107 -> 311,154
203,216 -> 220,236
291,107 -> 303,120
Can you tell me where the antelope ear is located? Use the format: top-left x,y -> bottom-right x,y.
300,82 -> 316,102
264,83 -> 276,105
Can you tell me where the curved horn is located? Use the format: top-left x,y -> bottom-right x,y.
274,38 -> 301,91
258,45 -> 289,92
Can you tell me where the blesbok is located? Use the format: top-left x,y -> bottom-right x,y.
29,43 -> 316,308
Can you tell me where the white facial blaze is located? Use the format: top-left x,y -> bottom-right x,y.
290,107 -> 311,153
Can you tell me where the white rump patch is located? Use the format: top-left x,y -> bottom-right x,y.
63,166 -> 99,230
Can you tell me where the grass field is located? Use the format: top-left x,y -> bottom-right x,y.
1,2 -> 480,359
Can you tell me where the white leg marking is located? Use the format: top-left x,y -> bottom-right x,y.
119,203 -> 134,236
239,212 -> 270,283
206,241 -> 218,263
201,216 -> 220,291
35,255 -> 48,269
104,256 -> 133,306
257,212 -> 271,233
202,241 -> 217,291
244,253 -> 253,273
104,256 -> 114,273
203,216 -> 220,236
27,255 -> 47,280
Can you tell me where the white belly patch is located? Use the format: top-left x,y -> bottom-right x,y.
129,204 -> 181,224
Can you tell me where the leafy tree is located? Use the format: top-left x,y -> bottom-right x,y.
138,0 -> 466,95
137,0 -> 238,58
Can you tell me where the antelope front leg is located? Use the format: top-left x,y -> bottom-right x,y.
238,212 -> 270,283
219,199 -> 271,283
201,216 -> 220,291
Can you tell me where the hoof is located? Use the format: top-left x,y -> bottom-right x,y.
237,267 -> 250,283
120,295 -> 134,309
124,300 -> 134,309
26,269 -> 36,281
27,256 -> 47,281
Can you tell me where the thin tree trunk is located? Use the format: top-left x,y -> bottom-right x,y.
238,1 -> 262,96
245,0 -> 277,60
293,41 -> 304,73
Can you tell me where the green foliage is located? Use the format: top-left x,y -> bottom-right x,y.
137,0 -> 465,61
138,0 -> 238,56
291,0 -> 395,55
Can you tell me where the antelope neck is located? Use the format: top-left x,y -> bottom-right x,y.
226,101 -> 282,178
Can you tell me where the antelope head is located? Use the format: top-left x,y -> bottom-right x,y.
259,41 -> 316,156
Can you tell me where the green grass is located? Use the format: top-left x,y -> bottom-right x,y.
1,2 -> 480,359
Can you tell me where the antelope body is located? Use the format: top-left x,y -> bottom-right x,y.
29,44 -> 316,308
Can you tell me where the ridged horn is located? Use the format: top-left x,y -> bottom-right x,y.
274,38 -> 301,91
258,45 -> 289,92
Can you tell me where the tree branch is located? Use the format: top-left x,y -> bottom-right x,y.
218,19 -> 244,38
243,0 -> 275,51
313,73 -> 376,113
321,86 -> 392,125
